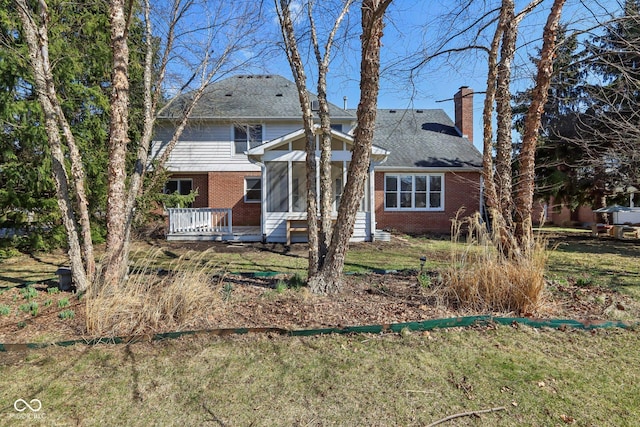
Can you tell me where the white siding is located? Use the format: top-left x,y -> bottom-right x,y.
265,122 -> 303,140
151,123 -> 259,172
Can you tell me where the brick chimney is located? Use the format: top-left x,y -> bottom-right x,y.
454,86 -> 473,144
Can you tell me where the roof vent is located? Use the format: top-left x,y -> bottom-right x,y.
389,109 -> 396,113
276,93 -> 283,97
225,93 -> 232,97
416,109 -> 423,113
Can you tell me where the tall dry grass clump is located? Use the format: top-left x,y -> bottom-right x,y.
86,249 -> 223,337
441,213 -> 548,314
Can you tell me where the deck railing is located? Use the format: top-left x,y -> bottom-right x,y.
167,208 -> 232,235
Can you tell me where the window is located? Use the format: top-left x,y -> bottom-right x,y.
266,162 -> 288,212
164,178 -> 193,208
330,124 -> 343,132
164,179 -> 192,196
384,174 -> 443,210
234,124 -> 262,154
245,177 -> 261,203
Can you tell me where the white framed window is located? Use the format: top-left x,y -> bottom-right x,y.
234,124 -> 262,154
384,174 -> 443,210
164,178 -> 192,196
244,177 -> 261,203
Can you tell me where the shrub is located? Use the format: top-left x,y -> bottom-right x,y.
85,249 -> 222,336
441,213 -> 547,314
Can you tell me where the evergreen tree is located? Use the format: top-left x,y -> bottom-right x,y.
0,0 -> 145,250
513,26 -> 593,210
580,0 -> 640,204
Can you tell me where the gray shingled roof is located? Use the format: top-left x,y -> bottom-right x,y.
368,109 -> 482,169
160,74 -> 355,120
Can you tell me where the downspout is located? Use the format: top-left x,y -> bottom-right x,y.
370,153 -> 389,241
369,162 -> 376,241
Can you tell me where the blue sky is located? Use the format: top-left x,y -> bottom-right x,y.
259,0 -> 622,152
160,0 -> 623,152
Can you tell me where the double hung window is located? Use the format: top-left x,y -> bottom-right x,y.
234,124 -> 262,154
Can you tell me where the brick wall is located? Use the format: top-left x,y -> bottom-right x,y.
374,171 -> 481,234
207,171 -> 261,226
167,173 -> 209,208
545,200 -> 594,226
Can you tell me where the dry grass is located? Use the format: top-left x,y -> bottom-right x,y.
85,249 -> 222,336
441,213 -> 547,314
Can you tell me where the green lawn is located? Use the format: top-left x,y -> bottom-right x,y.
1,326 -> 638,426
1,229 -> 639,425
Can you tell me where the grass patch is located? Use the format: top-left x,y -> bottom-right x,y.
58,309 -> 75,320
547,235 -> 640,297
0,327 -> 638,425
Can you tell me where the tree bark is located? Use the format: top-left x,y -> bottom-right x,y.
494,0 -> 516,231
276,0 -> 320,275
309,0 -> 391,294
481,2 -> 506,228
483,0 -> 543,258
101,0 -> 131,289
15,0 -> 91,291
515,0 -> 566,250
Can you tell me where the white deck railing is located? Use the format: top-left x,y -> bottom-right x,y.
167,208 -> 232,235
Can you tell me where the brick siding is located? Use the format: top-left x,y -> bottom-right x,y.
374,171 -> 481,234
207,171 -> 261,226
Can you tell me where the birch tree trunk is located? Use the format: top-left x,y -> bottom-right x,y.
100,0 -> 131,290
482,0 -> 544,258
494,0 -> 517,233
514,0 -> 566,250
276,0 -> 320,275
308,0 -> 355,268
15,0 -> 92,291
309,0 -> 391,294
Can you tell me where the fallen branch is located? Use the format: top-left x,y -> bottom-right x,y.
426,406 -> 506,427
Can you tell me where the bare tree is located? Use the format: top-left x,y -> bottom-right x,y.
15,0 -> 265,292
15,0 -> 94,291
514,0 -> 566,247
398,0 -> 565,257
277,0 -> 391,294
275,0 -> 354,280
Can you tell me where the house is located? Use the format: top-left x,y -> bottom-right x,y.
150,75 -> 483,242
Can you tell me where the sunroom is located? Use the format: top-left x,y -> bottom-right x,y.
247,127 -> 389,243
